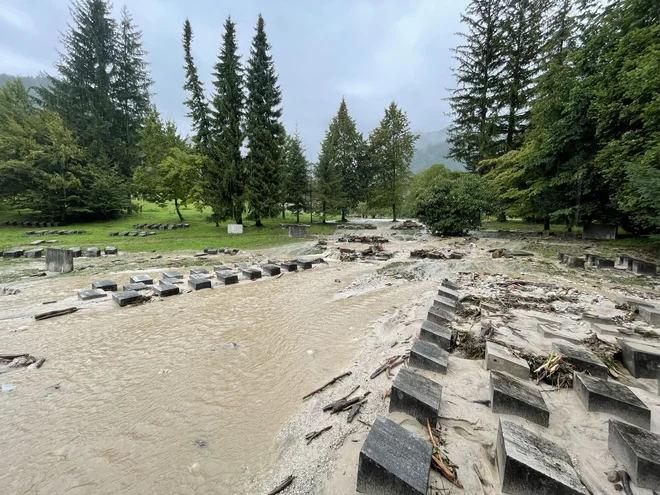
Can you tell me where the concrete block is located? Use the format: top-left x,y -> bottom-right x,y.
419,320 -> 454,351
497,419 -> 589,495
432,297 -> 456,317
78,289 -> 107,301
616,255 -> 634,270
3,249 -> 24,258
409,340 -> 449,374
227,224 -> 243,234
24,248 -> 43,258
389,368 -> 442,426
288,225 -> 308,238
565,256 -> 585,269
297,259 -> 312,270
583,224 -> 617,240
85,247 -> 101,258
130,274 -> 153,285
162,271 -> 183,280
104,246 -> 118,255
574,372 -> 650,429
639,305 -> 660,327
357,416 -> 431,495
281,261 -> 298,272
154,282 -> 179,297
615,294 -> 657,309
620,340 -> 660,378
262,264 -> 281,276
189,268 -> 209,276
123,282 -> 148,292
485,341 -> 530,379
68,247 -> 82,258
240,267 -> 262,280
437,285 -> 459,301
608,419 -> 660,489
161,277 -> 183,285
441,279 -> 458,291
490,371 -> 549,427
552,342 -> 608,378
92,279 -> 117,292
537,323 -> 583,344
594,257 -> 615,269
427,306 -> 452,325
112,290 -> 143,307
632,260 -> 657,276
216,271 -> 239,285
188,277 -> 212,290
204,248 -> 218,255
45,248 -> 74,273
213,265 -> 231,272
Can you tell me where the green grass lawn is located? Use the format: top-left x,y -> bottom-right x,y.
0,201 -> 337,253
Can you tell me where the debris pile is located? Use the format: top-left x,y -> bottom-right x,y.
337,235 -> 388,244
336,224 -> 377,230
391,220 -> 423,230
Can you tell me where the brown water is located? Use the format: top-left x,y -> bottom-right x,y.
0,262 -> 419,494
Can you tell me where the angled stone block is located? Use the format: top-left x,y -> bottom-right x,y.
92,279 -> 117,292
608,419 -> 660,489
497,419 -> 589,495
24,248 -> 43,258
154,282 -> 179,297
68,247 -> 82,258
427,306 -> 452,325
130,274 -> 153,285
112,290 -> 143,307
437,285 -> 459,301
490,371 -> 550,427
574,372 -> 650,429
552,342 -> 608,378
565,256 -> 585,269
216,271 -> 239,285
616,255 -> 634,270
188,276 -> 212,290
620,340 -> 660,379
123,282 -> 147,292
78,288 -> 107,301
638,306 -> 660,327
389,368 -> 442,426
632,260 -> 657,276
240,267 -> 262,280
419,320 -> 454,351
162,270 -> 183,280
297,259 -> 313,270
432,297 -> 456,316
485,341 -> 530,380
594,257 -> 615,269
357,416 -> 432,495
213,265 -> 231,272
85,247 -> 101,258
409,340 -> 449,374
615,294 -> 657,309
104,246 -> 118,255
189,267 -> 209,276
3,249 -> 24,258
262,264 -> 281,276
538,323 -> 582,344
280,261 -> 298,272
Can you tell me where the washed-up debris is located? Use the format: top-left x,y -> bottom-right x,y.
1,354 -> 45,370
336,224 -> 377,230
35,307 -> 78,320
322,385 -> 360,411
267,475 -> 294,495
305,425 -> 332,444
392,220 -> 423,230
302,371 -> 352,400
370,354 -> 409,379
338,235 -> 388,244
582,334 -> 621,376
427,419 -> 463,488
410,249 -> 445,260
0,286 -> 23,295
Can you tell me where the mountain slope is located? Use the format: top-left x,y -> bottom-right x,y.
412,128 -> 464,172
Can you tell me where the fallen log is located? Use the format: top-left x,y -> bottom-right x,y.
337,392 -> 370,414
35,307 -> 77,321
329,397 -> 360,414
305,425 -> 332,445
267,475 -> 294,495
302,371 -> 352,401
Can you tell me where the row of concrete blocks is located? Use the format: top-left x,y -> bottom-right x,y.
132,223 -> 190,230
615,255 -> 657,276
3,246 -> 120,259
25,230 -> 85,236
203,247 -> 240,255
2,248 -> 47,259
1,221 -> 61,227
109,231 -> 156,237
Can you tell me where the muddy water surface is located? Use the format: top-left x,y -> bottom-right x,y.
0,262 -> 417,494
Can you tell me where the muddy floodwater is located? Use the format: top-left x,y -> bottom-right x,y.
0,259 -> 423,494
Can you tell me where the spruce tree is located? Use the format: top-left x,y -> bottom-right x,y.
244,14 -> 284,226
314,131 -> 342,223
210,16 -> 245,224
369,102 -> 418,222
447,0 -> 507,171
283,128 -> 309,223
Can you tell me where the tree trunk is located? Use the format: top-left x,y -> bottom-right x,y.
296,210 -> 300,223
497,211 -> 507,222
282,205 -> 286,219
341,208 -> 346,222
392,203 -> 397,222
543,214 -> 550,231
174,198 -> 184,221
255,218 -> 263,227
322,201 -> 326,224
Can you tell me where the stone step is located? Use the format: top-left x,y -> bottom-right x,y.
619,340 -> 660,378
638,306 -> 660,327
188,276 -> 212,290
189,268 -> 209,276
296,259 -> 313,270
68,247 -> 82,258
85,247 -> 101,257
608,419 -> 660,489
419,320 -> 454,351
490,371 -> 549,427
112,290 -> 143,307
427,306 -> 452,326
2,249 -> 24,258
409,340 -> 449,374
389,368 -> 442,426
432,297 -> 456,316
24,248 -> 43,258
162,270 -> 184,280
593,257 -> 615,269
280,261 -> 298,272
104,246 -> 118,255
262,264 -> 281,276
537,323 -> 582,344
92,279 -> 117,292
574,372 -> 650,429
154,282 -> 179,297
240,267 -> 262,280
357,416 -> 432,495
552,342 -> 608,378
437,285 -> 459,301
614,294 -> 657,309
78,289 -> 107,301
441,279 -> 458,291
123,282 -> 148,292
632,259 -> 657,276
485,341 -> 530,380
216,271 -> 239,285
565,256 -> 585,269
130,274 -> 153,285
497,419 -> 589,495
213,265 -> 231,272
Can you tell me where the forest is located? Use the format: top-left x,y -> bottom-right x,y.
0,0 -> 658,237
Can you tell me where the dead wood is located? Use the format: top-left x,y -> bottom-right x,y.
35,307 -> 77,320
35,358 -> 46,369
427,419 -> 463,489
267,475 -> 294,495
347,403 -> 362,423
0,354 -> 29,362
620,471 -> 633,495
302,371 -> 352,400
305,425 -> 332,445
322,385 -> 360,411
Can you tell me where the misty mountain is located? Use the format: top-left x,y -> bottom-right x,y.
0,73 -> 51,94
412,128 -> 464,172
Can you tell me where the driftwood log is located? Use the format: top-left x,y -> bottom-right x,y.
35,307 -> 77,320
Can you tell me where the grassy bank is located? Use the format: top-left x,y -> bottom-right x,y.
0,201 -> 336,253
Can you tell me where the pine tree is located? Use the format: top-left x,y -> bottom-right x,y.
210,16 -> 245,224
369,102 -> 418,222
314,131 -> 341,223
447,0 -> 507,171
114,5 -> 153,177
283,128 -> 309,223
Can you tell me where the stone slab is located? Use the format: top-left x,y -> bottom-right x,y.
227,224 -> 243,234
485,341 -> 530,379
213,265 -> 232,272
130,274 -> 153,285
409,339 -> 449,374
594,257 -> 615,269
537,323 -> 583,344
262,264 -> 281,276
432,297 -> 456,316
608,419 -> 660,489
441,279 -> 458,291
497,419 -> 589,495
632,260 -> 657,276
216,271 -> 239,285
78,289 -> 107,301
614,295 -> 657,309
389,368 -> 442,426
188,277 -> 212,290
154,282 -> 179,297
552,342 -> 608,378
68,247 -> 82,258
240,267 -> 262,280
490,371 -> 550,427
619,340 -> 660,379
162,271 -> 184,280
280,261 -> 298,272
419,320 -> 454,351
46,248 -> 73,273
437,286 -> 459,301
123,282 -> 148,292
427,306 -> 452,326
189,267 -> 209,276
24,248 -> 43,258
638,306 -> 660,327
112,290 -> 143,307
85,247 -> 101,257
565,256 -> 585,269
92,279 -> 117,292
357,416 -> 431,495
3,249 -> 24,258
288,225 -> 308,238
161,277 -> 184,285
297,259 -> 312,270
104,246 -> 118,255
574,372 -> 650,429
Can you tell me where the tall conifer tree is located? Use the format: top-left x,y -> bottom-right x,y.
283,128 -> 309,223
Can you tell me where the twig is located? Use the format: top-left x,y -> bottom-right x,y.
427,419 -> 464,489
305,426 -> 332,445
347,403 -> 362,423
357,419 -> 371,427
267,475 -> 294,495
302,371 -> 352,400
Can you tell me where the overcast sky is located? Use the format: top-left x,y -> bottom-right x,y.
0,0 -> 468,159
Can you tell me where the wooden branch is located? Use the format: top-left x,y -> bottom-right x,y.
302,371 -> 351,400
329,397 -> 360,414
357,419 -> 371,427
305,425 -> 332,445
322,385 -> 360,411
427,420 -> 463,489
35,307 -> 77,321
370,355 -> 402,379
347,403 -> 362,423
267,475 -> 294,495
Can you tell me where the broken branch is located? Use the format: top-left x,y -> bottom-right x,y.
305,425 -> 332,445
302,371 -> 352,400
267,475 -> 294,495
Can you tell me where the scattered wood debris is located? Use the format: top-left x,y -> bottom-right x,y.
35,307 -> 77,320
267,475 -> 294,495
305,426 -> 332,445
370,354 -> 409,379
428,419 -> 463,489
392,220 -> 423,230
302,371 -> 352,400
